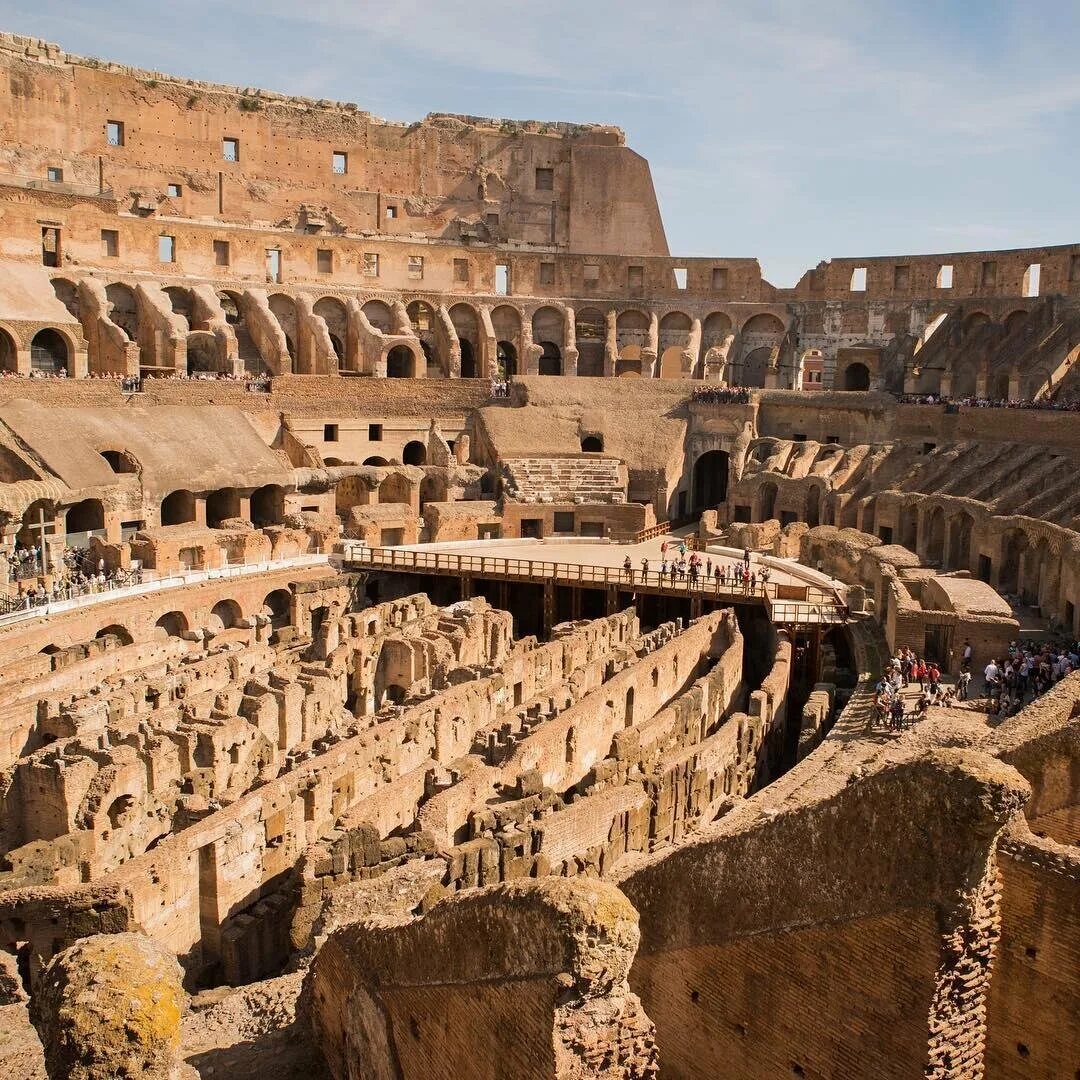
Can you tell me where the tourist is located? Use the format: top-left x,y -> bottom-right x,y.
957,669 -> 972,701
961,639 -> 973,673
640,557 -> 649,580
623,555 -> 632,580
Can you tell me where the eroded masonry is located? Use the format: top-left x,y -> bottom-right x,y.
0,30 -> 1076,1080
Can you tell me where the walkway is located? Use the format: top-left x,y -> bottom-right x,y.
339,537 -> 847,626
0,555 -> 330,630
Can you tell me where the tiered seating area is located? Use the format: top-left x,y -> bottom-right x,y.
502,455 -> 626,503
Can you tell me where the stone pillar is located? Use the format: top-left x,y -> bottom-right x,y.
562,305 -> 578,377
644,310 -> 659,378
604,310 -> 618,378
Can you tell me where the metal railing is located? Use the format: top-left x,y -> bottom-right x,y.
340,543 -> 847,624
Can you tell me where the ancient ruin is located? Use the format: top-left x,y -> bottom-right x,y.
0,29 -> 1076,1079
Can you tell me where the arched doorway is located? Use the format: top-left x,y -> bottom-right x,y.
160,490 -> 196,526
96,624 -> 134,646
538,342 -> 561,376
574,308 -> 605,377
581,436 -> 603,453
386,346 -> 415,379
206,488 -> 241,528
261,588 -> 292,630
155,611 -> 188,638
208,599 -> 242,632
0,328 -> 17,373
459,339 -> 476,379
692,450 -> 729,512
758,481 -> 778,522
999,529 -> 1028,596
496,341 -> 517,378
105,284 -> 139,341
402,441 -> 427,466
30,329 -> 69,375
251,485 -> 285,526
843,362 -> 870,391
947,512 -> 974,571
65,499 -> 105,539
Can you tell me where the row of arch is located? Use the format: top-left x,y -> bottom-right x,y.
0,325 -> 74,375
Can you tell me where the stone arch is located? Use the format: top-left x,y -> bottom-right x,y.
163,286 -> 194,328
616,309 -> 650,353
160,490 -> 196,526
208,599 -> 243,632
402,441 -> 427,466
30,329 -> 70,375
758,481 -> 778,522
105,283 -> 139,341
659,310 -> 692,378
314,297 -> 348,368
532,306 -> 564,353
581,435 -> 604,453
218,291 -> 243,326
1003,309 -> 1029,336
692,450 -> 729,512
496,341 -> 517,378
251,485 -> 285,526
186,331 -> 221,373
17,499 -> 57,549
206,488 -> 241,528
262,588 -> 292,630
379,473 -> 412,504
408,301 -> 442,376
363,456 -> 389,466
361,299 -> 393,333
0,326 -> 17,373
268,293 -> 298,361
702,312 -> 733,349
963,311 -> 991,335
96,624 -> 134,646
842,362 -> 871,391
100,449 -> 137,474
574,307 -> 605,377
947,510 -> 974,571
615,356 -> 642,377
735,347 -> 771,389
491,305 -> 522,376
155,611 -> 188,638
386,345 -> 416,378
741,313 -> 785,335
999,528 -> 1029,596
65,499 -> 104,537
449,303 -> 480,378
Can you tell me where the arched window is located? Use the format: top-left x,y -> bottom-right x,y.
30,329 -> 69,374
402,441 -> 427,466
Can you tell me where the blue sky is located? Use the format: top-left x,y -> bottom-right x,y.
3,0 -> 1078,285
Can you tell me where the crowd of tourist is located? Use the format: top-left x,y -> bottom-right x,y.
690,385 -> 752,405
3,546 -> 142,613
489,379 -> 512,399
982,637 -> 1079,718
873,647 -> 950,731
0,370 -> 272,391
622,543 -> 771,594
898,393 -> 1080,411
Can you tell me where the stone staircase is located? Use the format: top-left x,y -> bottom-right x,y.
501,456 -> 626,504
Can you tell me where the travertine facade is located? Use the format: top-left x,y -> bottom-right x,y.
0,30 -> 1076,1080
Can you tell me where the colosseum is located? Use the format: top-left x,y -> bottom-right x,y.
0,28 -> 1076,1080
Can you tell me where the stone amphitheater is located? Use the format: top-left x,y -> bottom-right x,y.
0,29 -> 1076,1080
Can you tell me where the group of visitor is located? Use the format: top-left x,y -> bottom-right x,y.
3,546 -> 142,613
690,385 -> 751,405
982,637 -> 1079,718
874,647 -> 950,731
898,393 -> 1080,411
489,379 -> 512,399
620,542 -> 771,594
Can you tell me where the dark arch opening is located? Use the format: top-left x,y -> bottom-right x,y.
96,624 -> 134,646
363,456 -> 389,466
693,450 -> 729,512
160,490 -> 196,526
459,339 -> 476,379
251,485 -> 285,527
100,450 -> 137,474
539,341 -> 561,376
0,328 -> 17,373
65,499 -> 105,537
155,611 -> 188,638
402,441 -> 427,466
206,488 -> 241,528
496,341 -> 517,378
262,588 -> 292,630
581,435 -> 603,453
843,362 -> 871,391
386,345 -> 415,379
30,329 -> 69,375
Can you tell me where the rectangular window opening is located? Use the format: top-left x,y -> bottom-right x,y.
538,262 -> 554,287
368,424 -> 383,442
106,120 -> 124,147
584,263 -> 600,286
167,182 -> 182,198
627,265 -> 644,291
362,252 -> 379,277
407,255 -> 424,280
1023,262 -> 1041,298
41,226 -> 61,267
213,239 -> 230,266
158,234 -> 175,263
711,267 -> 729,291
849,267 -> 867,292
673,267 -> 688,290
266,247 -> 282,283
223,137 -> 239,162
332,151 -> 348,175
981,260 -> 997,288
453,257 -> 469,283
1070,254 -> 1080,283
495,263 -> 510,295
323,424 -> 339,442
893,264 -> 910,289
385,205 -> 397,220
535,167 -> 554,191
317,248 -> 334,274
46,166 -> 63,183
936,264 -> 954,289
101,229 -> 119,258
